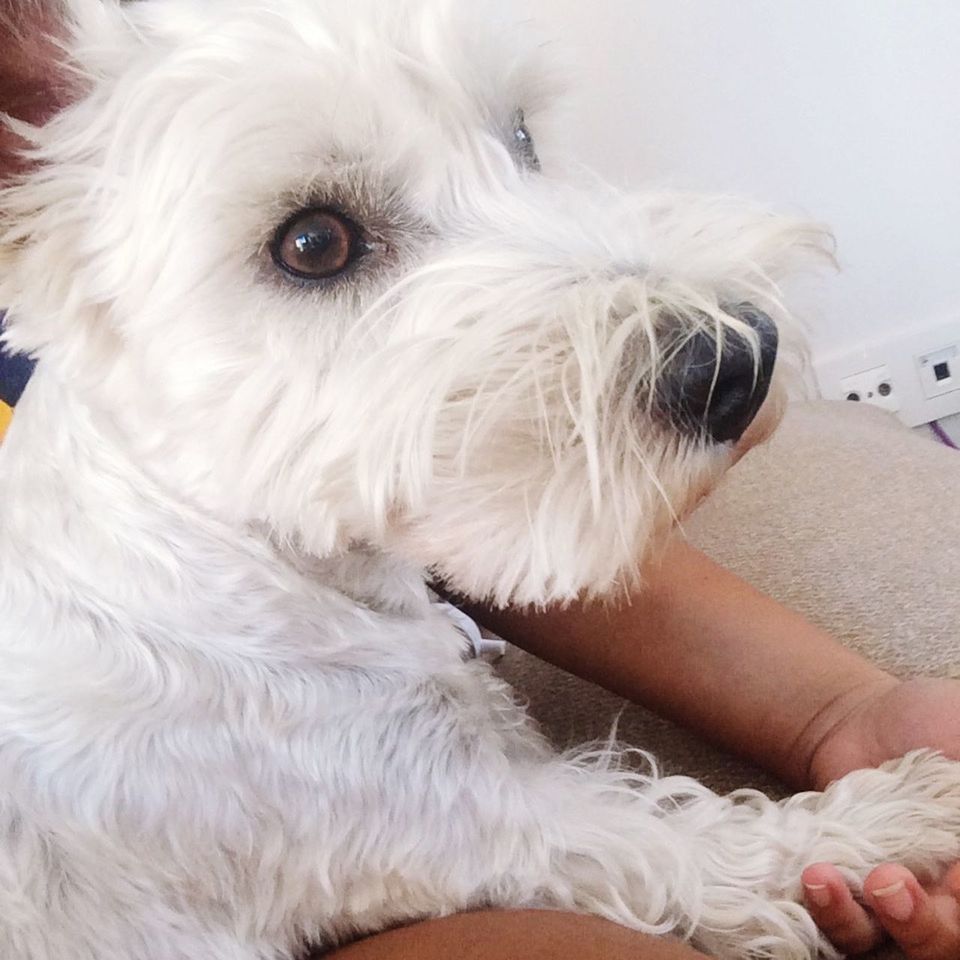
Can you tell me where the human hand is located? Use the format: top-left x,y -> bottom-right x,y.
808,677 -> 960,791
802,677 -> 960,957
803,862 -> 960,958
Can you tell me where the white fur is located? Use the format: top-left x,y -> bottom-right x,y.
1,2 -> 958,958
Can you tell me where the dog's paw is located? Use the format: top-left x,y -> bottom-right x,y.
694,898 -> 835,960
810,750 -> 960,883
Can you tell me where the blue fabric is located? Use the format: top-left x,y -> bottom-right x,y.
0,312 -> 36,406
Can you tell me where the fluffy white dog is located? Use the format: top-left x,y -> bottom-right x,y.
2,2 -> 960,958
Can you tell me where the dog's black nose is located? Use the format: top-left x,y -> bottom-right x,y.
656,305 -> 778,444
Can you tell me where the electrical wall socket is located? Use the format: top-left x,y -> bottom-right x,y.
838,364 -> 900,413
814,315 -> 960,426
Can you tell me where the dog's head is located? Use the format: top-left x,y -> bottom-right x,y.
0,0 -> 825,605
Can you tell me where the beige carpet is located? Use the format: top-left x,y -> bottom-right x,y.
496,399 -> 960,957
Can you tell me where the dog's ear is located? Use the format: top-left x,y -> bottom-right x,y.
0,1 -> 138,179
0,1 -> 73,179
0,1 -> 140,360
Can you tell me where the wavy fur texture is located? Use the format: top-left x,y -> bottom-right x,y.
1,2 -> 958,959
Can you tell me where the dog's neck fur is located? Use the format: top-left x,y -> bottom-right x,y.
0,363 -> 455,676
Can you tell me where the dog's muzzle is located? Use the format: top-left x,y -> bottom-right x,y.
655,304 -> 778,445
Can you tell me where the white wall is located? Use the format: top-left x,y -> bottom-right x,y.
529,0 -> 960,358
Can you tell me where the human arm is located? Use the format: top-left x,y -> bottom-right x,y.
465,536 -> 897,790
466,536 -> 960,957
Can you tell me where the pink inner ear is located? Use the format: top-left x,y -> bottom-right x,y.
0,10 -> 71,177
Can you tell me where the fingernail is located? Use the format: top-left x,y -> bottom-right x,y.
872,880 -> 914,922
804,883 -> 831,908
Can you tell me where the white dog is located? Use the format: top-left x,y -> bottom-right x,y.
2,2 -> 960,958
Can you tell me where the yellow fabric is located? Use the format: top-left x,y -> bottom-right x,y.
0,400 -> 11,441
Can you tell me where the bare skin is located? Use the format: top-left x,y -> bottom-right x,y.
329,911 -> 708,960
462,538 -> 897,791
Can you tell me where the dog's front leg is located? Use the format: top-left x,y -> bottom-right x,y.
400,747 -> 960,960
447,751 -> 829,959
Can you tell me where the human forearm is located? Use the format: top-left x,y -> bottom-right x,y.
467,538 -> 896,789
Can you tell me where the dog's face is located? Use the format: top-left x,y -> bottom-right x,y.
0,0 -> 822,605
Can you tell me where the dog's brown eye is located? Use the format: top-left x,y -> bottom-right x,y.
272,209 -> 361,281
